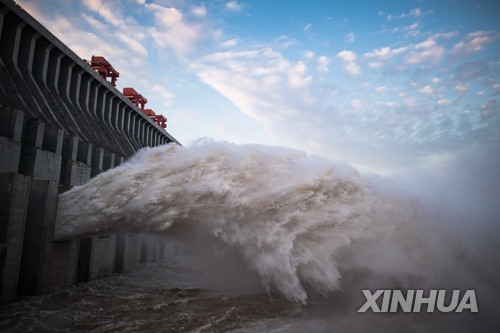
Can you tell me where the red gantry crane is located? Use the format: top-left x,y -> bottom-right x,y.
123,88 -> 167,129
144,109 -> 167,129
84,55 -> 119,87
123,87 -> 148,111
84,55 -> 168,129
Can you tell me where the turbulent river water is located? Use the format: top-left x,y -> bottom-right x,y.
1,141 -> 498,332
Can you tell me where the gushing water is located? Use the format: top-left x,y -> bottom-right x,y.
55,141 -> 498,307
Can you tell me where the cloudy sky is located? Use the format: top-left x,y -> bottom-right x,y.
17,0 -> 499,175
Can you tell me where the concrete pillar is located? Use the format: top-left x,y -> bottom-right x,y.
88,80 -> 99,119
19,120 -> 63,182
23,118 -> 44,148
114,155 -> 124,167
0,107 -> 24,142
91,146 -> 103,177
139,119 -> 145,146
154,132 -> 159,147
59,134 -> 77,186
128,114 -> 141,151
71,68 -> 99,145
159,241 -> 165,261
124,234 -> 140,271
60,135 -> 91,186
114,234 -> 125,274
150,238 -> 158,264
41,125 -> 63,155
140,236 -> 148,264
60,61 -> 92,141
102,151 -> 115,171
0,108 -> 24,173
76,238 -> 92,282
132,116 -> 139,145
17,180 -> 53,295
0,172 -> 30,304
106,95 -> 116,128
89,235 -> 116,280
15,119 -> 77,296
56,59 -> 86,141
39,185 -> 78,294
16,179 -> 78,296
77,141 -> 92,165
116,104 -> 124,133
99,90 -> 108,123
114,233 -> 141,274
147,126 -> 155,147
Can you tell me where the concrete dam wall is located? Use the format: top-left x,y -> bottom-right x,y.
0,0 -> 179,304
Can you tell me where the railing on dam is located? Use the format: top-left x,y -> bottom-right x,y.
0,0 -> 179,158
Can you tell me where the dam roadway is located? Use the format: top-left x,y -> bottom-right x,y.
0,0 -> 180,304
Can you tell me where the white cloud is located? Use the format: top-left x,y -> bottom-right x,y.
389,22 -> 420,37
83,0 -> 123,27
399,93 -> 416,108
289,61 -> 310,88
345,62 -> 360,75
275,35 -> 297,48
345,32 -> 356,43
304,23 -> 312,31
317,56 -> 330,72
415,39 -> 436,49
433,31 -> 459,39
351,99 -> 363,110
191,5 -> 208,17
481,98 -> 498,119
410,8 -> 422,16
151,84 -> 175,100
116,32 -> 148,56
406,38 -> 444,65
364,46 -> 408,68
365,46 -> 408,58
404,32 -> 458,66
193,48 -> 314,125
221,38 -> 239,47
437,98 -> 451,106
83,0 -> 100,12
452,31 -> 498,54
368,61 -> 383,69
337,50 -> 357,62
82,13 -> 107,31
375,86 -> 387,93
404,23 -> 420,37
226,1 -> 243,12
384,7 -> 433,21
303,51 -> 315,59
418,85 -> 434,95
337,50 -> 360,76
146,3 -> 206,55
149,4 -> 183,26
456,83 -> 469,93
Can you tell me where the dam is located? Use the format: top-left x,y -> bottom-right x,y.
0,0 -> 180,304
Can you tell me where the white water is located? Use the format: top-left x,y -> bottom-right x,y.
55,140 -> 499,307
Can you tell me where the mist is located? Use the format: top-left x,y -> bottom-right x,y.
55,139 -> 499,311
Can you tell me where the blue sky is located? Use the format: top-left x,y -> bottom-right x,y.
17,0 -> 500,175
